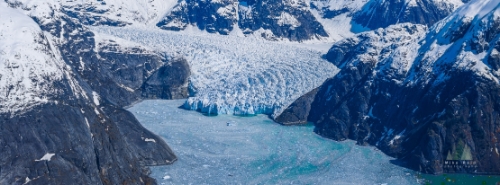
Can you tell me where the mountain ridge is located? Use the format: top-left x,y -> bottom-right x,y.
278,0 -> 500,175
0,1 -> 187,184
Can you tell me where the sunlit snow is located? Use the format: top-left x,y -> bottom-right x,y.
93,27 -> 338,117
129,100 -> 420,184
0,2 -> 65,113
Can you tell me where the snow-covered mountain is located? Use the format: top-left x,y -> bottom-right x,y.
279,0 -> 500,175
0,1 -> 187,184
1,0 -> 491,183
0,2 -> 65,114
46,0 -> 177,26
155,0 -> 466,41
353,0 -> 465,31
10,0 -> 463,42
156,0 -> 329,41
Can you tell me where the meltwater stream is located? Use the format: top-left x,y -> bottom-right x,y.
129,100 -> 420,184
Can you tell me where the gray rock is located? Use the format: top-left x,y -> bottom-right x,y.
157,0 -> 328,41
280,18 -> 500,175
274,88 -> 318,125
1,3 -> 189,184
352,0 -> 460,31
142,57 -> 191,99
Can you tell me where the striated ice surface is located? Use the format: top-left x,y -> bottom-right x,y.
92,27 -> 338,117
129,100 -> 420,185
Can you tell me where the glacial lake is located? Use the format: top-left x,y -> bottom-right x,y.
129,100 -> 500,184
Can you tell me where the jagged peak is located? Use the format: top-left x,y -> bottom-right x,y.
405,0 -> 500,86
353,0 -> 463,30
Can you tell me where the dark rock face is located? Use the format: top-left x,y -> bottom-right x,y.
0,87 -> 175,184
352,0 -> 460,31
280,7 -> 500,174
156,0 -> 238,34
274,88 -> 318,125
1,3 -> 189,185
157,0 -> 328,41
51,15 -> 190,107
142,58 -> 191,99
320,7 -> 350,19
237,0 -> 328,41
62,8 -> 128,27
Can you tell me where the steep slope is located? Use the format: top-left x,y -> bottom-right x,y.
353,0 -> 465,31
156,0 -> 465,41
54,0 -> 177,26
0,1 -> 186,184
52,16 -> 190,107
156,0 -> 328,41
309,0 -> 368,41
280,0 -> 500,175
13,0 -> 463,42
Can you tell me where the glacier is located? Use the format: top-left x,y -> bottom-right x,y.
93,26 -> 338,117
129,99 -> 421,184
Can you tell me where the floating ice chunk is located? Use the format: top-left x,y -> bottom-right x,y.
35,153 -> 55,161
162,175 -> 171,180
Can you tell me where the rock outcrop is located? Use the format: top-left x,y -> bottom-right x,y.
1,1 -> 190,184
352,0 -> 463,31
157,0 -> 328,41
274,88 -> 318,125
280,0 -> 500,175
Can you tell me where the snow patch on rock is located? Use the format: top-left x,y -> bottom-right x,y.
35,153 -> 55,161
277,12 -> 300,27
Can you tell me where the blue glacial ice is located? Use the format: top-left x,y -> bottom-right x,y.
93,26 -> 339,117
129,99 -> 420,185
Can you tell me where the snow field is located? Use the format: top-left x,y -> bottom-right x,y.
0,3 -> 65,113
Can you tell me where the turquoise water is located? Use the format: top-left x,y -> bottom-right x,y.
420,174 -> 500,185
129,100 -> 420,184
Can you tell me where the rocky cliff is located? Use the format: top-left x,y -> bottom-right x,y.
157,0 -> 328,41
352,0 -> 464,31
1,1 -> 189,184
280,0 -> 500,175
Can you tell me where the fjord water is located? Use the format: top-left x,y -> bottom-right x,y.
129,100 -> 419,184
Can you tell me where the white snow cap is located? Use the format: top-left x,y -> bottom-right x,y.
0,2 -> 64,113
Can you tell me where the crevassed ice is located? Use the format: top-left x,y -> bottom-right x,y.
92,27 -> 338,117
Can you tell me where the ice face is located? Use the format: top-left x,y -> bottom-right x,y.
93,27 -> 339,118
129,100 -> 420,184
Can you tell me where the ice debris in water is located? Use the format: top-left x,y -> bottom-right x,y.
129,99 -> 421,184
